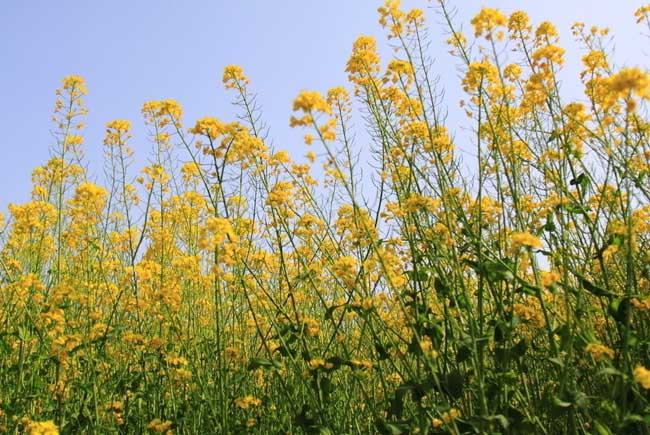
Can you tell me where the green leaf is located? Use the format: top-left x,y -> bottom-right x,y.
575,273 -> 614,298
376,420 -> 409,435
552,396 -> 572,408
482,260 -> 514,282
388,382 -> 418,419
511,339 -> 528,359
547,129 -> 562,143
325,356 -> 344,371
486,414 -> 509,430
295,270 -> 317,281
609,298 -> 631,324
626,414 -> 645,422
564,202 -> 590,215
593,420 -> 613,435
375,341 -> 391,360
570,173 -> 589,192
597,367 -> 622,377
515,283 -> 540,296
442,370 -> 465,399
295,405 -> 319,434
456,345 -> 472,363
434,277 -> 450,297
324,304 -> 342,321
493,321 -> 508,343
247,357 -> 283,371
408,268 -> 430,282
543,213 -> 556,232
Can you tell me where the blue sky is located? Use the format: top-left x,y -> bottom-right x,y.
0,0 -> 647,213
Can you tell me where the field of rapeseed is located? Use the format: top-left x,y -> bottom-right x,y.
3,1 -> 650,434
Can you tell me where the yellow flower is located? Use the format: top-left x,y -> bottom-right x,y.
471,8 -> 507,39
508,11 -> 531,36
503,64 -> 522,81
378,0 -> 404,38
401,120 -> 429,141
512,303 -> 543,326
462,60 -> 499,94
531,45 -> 565,68
631,298 -> 650,310
308,358 -> 334,370
608,67 -> 650,99
585,343 -> 615,361
332,255 -> 359,287
346,36 -> 381,86
104,119 -> 132,146
441,408 -> 460,424
581,50 -> 608,74
302,317 -> 321,338
61,75 -> 87,95
535,21 -> 559,42
189,116 -> 226,139
349,359 -> 373,370
24,421 -> 59,435
234,395 -> 261,410
634,365 -> 650,389
223,64 -> 250,89
266,181 -> 295,208
105,119 -> 131,132
635,5 -> 650,24
201,217 -> 238,249
292,90 -> 331,114
142,99 -> 183,128
147,418 -> 173,433
326,86 -> 351,111
164,353 -> 188,367
406,9 -> 424,26
540,271 -> 561,287
510,231 -> 543,249
290,90 -> 331,127
106,401 -> 124,412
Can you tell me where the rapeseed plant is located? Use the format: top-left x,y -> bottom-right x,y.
3,1 -> 650,433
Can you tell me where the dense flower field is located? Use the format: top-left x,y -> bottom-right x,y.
3,1 -> 650,434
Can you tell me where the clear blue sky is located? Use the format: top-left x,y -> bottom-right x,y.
0,0 -> 646,214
